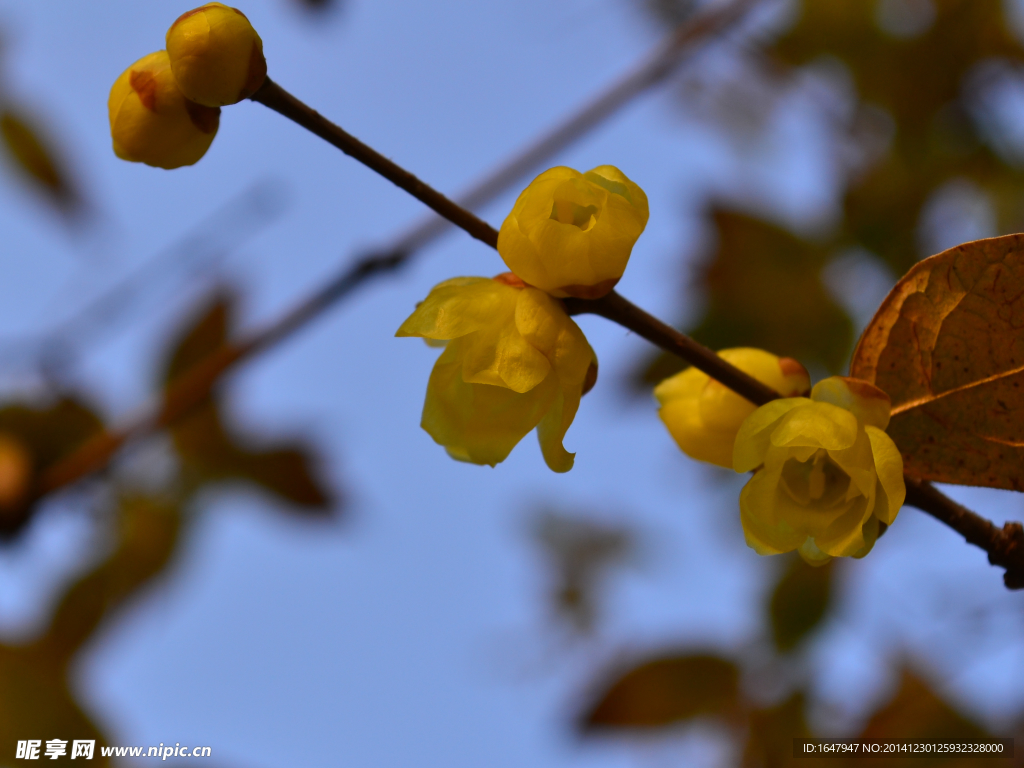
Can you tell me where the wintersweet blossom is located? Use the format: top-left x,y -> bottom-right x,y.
497,166 -> 648,299
654,348 -> 810,468
108,51 -> 220,169
166,3 -> 267,107
733,376 -> 905,564
396,274 -> 596,472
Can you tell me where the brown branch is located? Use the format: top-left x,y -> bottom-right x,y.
565,291 -> 780,407
250,77 -> 501,251
904,478 -> 1024,590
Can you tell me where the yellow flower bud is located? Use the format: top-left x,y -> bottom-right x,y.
733,376 -> 906,564
397,273 -> 596,472
654,348 -> 810,468
166,3 -> 267,107
108,51 -> 220,169
497,166 -> 649,299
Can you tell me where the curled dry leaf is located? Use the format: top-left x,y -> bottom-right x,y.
851,234 -> 1024,490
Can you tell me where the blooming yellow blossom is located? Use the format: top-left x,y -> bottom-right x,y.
108,51 -> 220,169
396,273 -> 596,472
733,376 -> 905,564
654,348 -> 810,468
497,166 -> 649,299
166,3 -> 267,107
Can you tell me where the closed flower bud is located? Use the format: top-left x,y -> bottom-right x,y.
733,376 -> 906,564
109,51 -> 220,169
166,3 -> 267,107
497,166 -> 649,299
397,273 -> 596,472
654,348 -> 810,468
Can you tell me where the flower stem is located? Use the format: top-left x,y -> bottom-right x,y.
565,291 -> 780,407
904,478 -> 1024,590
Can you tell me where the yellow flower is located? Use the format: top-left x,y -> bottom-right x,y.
166,3 -> 267,107
396,273 -> 596,472
733,376 -> 906,564
497,166 -> 649,299
108,51 -> 220,169
654,348 -> 810,468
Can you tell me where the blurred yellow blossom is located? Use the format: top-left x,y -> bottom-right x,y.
166,3 -> 267,107
497,166 -> 648,299
108,50 -> 220,169
654,348 -> 810,468
733,376 -> 905,565
396,273 -> 596,472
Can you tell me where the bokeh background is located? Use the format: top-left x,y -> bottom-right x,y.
0,0 -> 1023,765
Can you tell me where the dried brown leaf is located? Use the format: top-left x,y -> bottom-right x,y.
44,495 -> 180,660
851,234 -> 1024,490
0,110 -> 78,214
741,692 -> 819,768
850,668 -> 998,768
580,653 -> 738,730
0,647 -> 108,765
0,494 -> 179,765
162,294 -> 334,511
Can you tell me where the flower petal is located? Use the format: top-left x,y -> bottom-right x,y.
516,288 -> 593,387
396,278 -> 508,340
813,495 -> 873,557
698,349 -> 809,432
732,398 -> 806,472
659,400 -> 735,468
653,364 -> 706,405
770,402 -> 858,451
865,425 -> 905,524
827,429 -> 877,499
811,376 -> 891,430
421,342 -> 557,466
459,322 -> 551,393
798,538 -> 833,566
536,387 -> 577,473
739,467 -> 809,554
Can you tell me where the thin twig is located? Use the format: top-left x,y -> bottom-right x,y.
250,77 -> 501,250
565,291 -> 779,406
904,478 -> 1024,590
